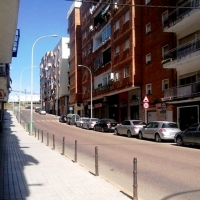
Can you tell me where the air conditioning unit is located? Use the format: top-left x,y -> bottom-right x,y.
114,2 -> 118,10
110,72 -> 114,81
89,25 -> 93,32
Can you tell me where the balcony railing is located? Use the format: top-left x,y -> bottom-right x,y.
162,81 -> 200,101
162,37 -> 200,64
163,0 -> 200,28
94,83 -> 111,92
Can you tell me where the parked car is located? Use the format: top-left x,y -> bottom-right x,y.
39,109 -> 46,115
174,123 -> 200,146
66,114 -> 80,125
35,107 -> 41,113
82,118 -> 99,129
93,119 -> 118,132
115,120 -> 146,138
59,115 -> 67,123
75,117 -> 89,128
138,121 -> 181,142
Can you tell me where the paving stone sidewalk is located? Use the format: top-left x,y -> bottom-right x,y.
0,110 -> 132,200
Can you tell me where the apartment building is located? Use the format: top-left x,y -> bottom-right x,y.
40,37 -> 70,115
0,1 -> 20,131
67,0 -> 200,126
67,1 -> 83,116
162,0 -> 200,130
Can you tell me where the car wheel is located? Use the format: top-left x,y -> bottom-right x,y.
115,129 -> 119,135
155,133 -> 162,142
138,132 -> 143,140
176,136 -> 184,146
101,128 -> 104,132
127,130 -> 132,138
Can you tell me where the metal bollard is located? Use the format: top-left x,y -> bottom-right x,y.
95,146 -> 99,176
35,128 -> 36,137
53,134 -> 55,150
133,158 -> 138,200
74,140 -> 77,162
38,129 -> 39,140
41,130 -> 43,143
62,137 -> 65,155
47,132 -> 49,146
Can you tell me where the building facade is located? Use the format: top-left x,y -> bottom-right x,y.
67,0 -> 200,127
161,0 -> 200,130
40,37 -> 70,115
0,0 -> 20,131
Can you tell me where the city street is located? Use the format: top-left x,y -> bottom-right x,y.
21,110 -> 200,200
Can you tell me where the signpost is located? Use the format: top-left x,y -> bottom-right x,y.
143,96 -> 149,123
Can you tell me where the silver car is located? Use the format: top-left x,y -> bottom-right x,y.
138,121 -> 181,142
115,120 -> 146,138
82,118 -> 99,129
75,117 -> 89,128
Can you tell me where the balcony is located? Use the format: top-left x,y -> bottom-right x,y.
163,0 -> 200,35
162,37 -> 200,70
162,81 -> 200,101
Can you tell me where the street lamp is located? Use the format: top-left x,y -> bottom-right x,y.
19,66 -> 35,122
30,34 -> 58,135
78,65 -> 92,118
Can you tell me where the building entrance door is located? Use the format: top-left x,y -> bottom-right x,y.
179,106 -> 198,131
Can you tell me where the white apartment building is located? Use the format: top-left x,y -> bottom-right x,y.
40,37 -> 70,115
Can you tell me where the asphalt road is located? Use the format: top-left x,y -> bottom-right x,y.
21,110 -> 200,200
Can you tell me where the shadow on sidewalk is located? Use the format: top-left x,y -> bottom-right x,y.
0,111 -> 39,199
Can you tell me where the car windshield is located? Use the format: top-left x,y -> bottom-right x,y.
91,118 -> 98,121
132,121 -> 146,125
162,123 -> 178,128
106,119 -> 117,123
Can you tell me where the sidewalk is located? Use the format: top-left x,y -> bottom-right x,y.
0,110 -> 132,200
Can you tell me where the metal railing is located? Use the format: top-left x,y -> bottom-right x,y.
163,0 -> 200,28
162,37 -> 200,64
163,81 -> 200,100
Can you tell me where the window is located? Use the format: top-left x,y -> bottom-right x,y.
124,66 -> 129,78
83,86 -> 86,94
102,23 -> 111,42
83,31 -> 87,39
162,79 -> 169,91
115,46 -> 120,55
83,49 -> 87,57
146,53 -> 151,64
145,0 -> 150,4
162,44 -> 169,58
146,83 -> 152,95
146,23 -> 151,34
115,20 -> 119,31
124,38 -> 130,50
88,44 -> 92,54
162,11 -> 168,25
124,10 -> 130,23
114,71 -> 119,81
103,77 -> 107,86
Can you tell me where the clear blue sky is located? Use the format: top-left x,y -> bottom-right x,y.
10,0 -> 73,97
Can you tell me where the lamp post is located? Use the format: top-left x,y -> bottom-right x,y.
78,65 -> 92,118
19,66 -> 34,122
30,34 -> 58,135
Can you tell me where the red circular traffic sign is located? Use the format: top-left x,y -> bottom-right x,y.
143,102 -> 149,109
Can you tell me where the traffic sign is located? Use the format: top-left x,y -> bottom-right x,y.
143,96 -> 149,102
143,102 -> 149,109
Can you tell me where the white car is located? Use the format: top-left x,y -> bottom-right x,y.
39,109 -> 46,115
75,117 -> 89,128
82,118 -> 99,129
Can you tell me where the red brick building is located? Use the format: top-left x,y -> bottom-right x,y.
67,0 -> 200,127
